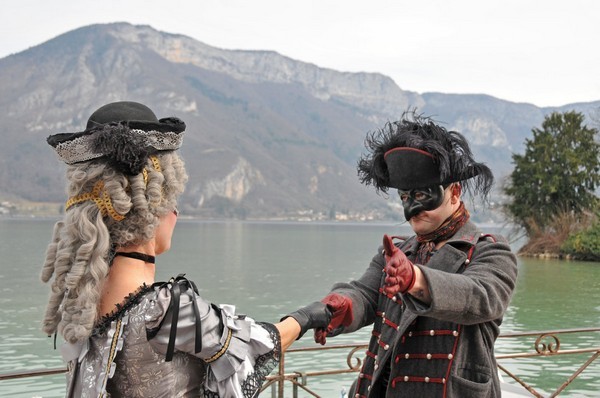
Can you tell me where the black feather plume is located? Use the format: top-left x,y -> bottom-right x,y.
357,111 -> 494,199
91,123 -> 154,175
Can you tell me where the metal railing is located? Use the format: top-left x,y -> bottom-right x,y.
1,327 -> 598,397
261,343 -> 368,397
495,327 -> 600,398
261,327 -> 600,397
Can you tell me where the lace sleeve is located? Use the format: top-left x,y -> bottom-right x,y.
145,275 -> 280,397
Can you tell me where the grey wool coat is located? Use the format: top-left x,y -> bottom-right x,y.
331,221 -> 518,398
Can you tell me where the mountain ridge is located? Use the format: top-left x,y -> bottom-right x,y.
0,22 -> 598,220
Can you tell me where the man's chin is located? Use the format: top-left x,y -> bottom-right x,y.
409,215 -> 435,234
408,213 -> 425,223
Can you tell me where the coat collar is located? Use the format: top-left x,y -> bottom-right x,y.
401,220 -> 482,256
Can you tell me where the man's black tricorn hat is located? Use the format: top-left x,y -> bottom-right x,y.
47,101 -> 185,175
357,113 -> 494,198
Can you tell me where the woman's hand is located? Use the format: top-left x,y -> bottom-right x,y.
314,293 -> 353,345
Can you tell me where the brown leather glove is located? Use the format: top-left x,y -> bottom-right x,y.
314,293 -> 353,345
382,234 -> 416,296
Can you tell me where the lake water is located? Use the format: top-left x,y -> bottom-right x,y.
0,218 -> 599,397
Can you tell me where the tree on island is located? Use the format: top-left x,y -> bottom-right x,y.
504,111 -> 600,259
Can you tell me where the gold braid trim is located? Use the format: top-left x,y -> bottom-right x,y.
101,317 -> 123,393
143,156 -> 162,186
65,180 -> 125,221
204,329 -> 233,363
65,156 -> 161,220
149,155 -> 162,173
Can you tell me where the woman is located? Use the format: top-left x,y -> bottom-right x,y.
41,101 -> 306,397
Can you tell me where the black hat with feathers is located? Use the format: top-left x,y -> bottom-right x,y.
357,112 -> 493,199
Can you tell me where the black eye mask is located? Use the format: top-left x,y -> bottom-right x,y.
398,185 -> 445,221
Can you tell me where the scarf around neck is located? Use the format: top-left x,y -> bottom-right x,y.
415,202 -> 469,264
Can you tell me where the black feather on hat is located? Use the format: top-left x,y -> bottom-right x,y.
47,101 -> 185,175
357,112 -> 493,199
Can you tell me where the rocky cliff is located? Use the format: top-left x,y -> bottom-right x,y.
0,23 -> 597,220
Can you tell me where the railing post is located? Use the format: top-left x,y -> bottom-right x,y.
292,372 -> 307,398
278,350 -> 285,398
292,375 -> 298,398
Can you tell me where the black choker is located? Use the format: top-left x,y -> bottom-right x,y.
114,252 -> 156,264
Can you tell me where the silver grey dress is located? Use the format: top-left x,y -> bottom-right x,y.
61,275 -> 280,397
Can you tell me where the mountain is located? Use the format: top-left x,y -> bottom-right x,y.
0,23 -> 598,220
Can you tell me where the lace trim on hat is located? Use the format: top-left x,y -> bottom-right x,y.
53,129 -> 183,165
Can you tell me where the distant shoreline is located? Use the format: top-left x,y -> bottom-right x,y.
0,214 -> 508,229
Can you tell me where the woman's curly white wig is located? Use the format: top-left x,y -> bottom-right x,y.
40,102 -> 188,343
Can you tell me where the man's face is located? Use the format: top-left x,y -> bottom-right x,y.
398,185 -> 446,221
399,185 -> 459,235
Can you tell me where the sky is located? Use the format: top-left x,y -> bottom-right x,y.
1,0 -> 598,107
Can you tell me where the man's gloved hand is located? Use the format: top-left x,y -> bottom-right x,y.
382,234 -> 416,296
284,301 -> 332,340
314,293 -> 353,345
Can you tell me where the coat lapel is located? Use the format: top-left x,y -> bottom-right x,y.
401,221 -> 482,274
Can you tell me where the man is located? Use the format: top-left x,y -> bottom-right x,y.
285,114 -> 518,397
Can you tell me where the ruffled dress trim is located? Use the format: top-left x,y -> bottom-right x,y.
145,275 -> 282,397
93,284 -> 153,336
241,322 -> 280,397
69,276 -> 281,398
